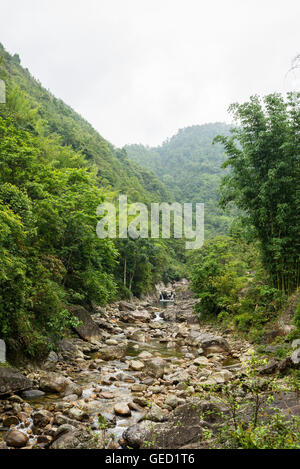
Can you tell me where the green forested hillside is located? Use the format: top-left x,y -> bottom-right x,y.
0,44 -> 179,357
125,123 -> 233,237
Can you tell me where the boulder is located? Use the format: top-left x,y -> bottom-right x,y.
57,339 -> 80,360
259,359 -> 279,375
119,301 -> 136,312
50,425 -> 94,450
122,421 -> 154,448
39,372 -> 82,397
123,399 -> 223,449
123,310 -> 151,323
147,403 -> 165,422
138,351 -> 153,360
97,344 -> 126,361
5,430 -> 29,448
68,305 -> 102,343
291,348 -> 300,367
143,358 -> 168,378
164,395 -> 184,409
0,367 -> 32,397
68,407 -> 89,422
129,360 -> 145,371
164,370 -> 190,384
21,389 -> 45,399
32,409 -> 53,428
292,339 -> 300,350
3,416 -> 19,427
194,357 -> 209,366
187,331 -> 230,354
114,403 -> 131,417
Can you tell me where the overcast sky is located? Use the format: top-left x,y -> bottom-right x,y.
1,0 -> 300,147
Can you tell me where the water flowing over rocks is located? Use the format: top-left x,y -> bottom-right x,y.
0,279 -> 299,449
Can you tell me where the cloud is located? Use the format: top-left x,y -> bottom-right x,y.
1,0 -> 299,146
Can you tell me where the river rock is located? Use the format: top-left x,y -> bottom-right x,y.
164,395 -> 184,409
187,331 -> 230,354
21,389 -> 45,399
123,399 -> 223,449
119,301 -> 136,312
122,421 -> 154,448
131,384 -> 147,392
130,360 -> 145,371
130,330 -> 146,342
3,415 -> 19,427
5,430 -> 29,448
291,348 -> 300,367
138,351 -> 153,359
292,339 -> 300,349
99,392 -> 115,399
164,370 -> 190,384
57,339 -> 80,360
0,367 -> 32,396
32,409 -> 53,428
194,356 -> 209,366
123,310 -> 151,323
50,425 -> 94,449
68,407 -> 89,422
147,403 -> 165,422
39,372 -> 82,397
114,403 -> 131,416
143,358 -> 168,378
97,344 -> 126,361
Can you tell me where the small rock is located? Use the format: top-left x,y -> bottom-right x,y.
114,403 -> 131,417
147,403 -> 165,422
5,430 -> 29,448
3,415 -> 19,427
138,351 -> 153,360
130,360 -> 145,371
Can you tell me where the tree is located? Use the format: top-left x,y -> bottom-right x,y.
215,93 -> 300,294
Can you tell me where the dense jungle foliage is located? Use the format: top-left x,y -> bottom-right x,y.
190,93 -> 300,338
125,123 -> 233,238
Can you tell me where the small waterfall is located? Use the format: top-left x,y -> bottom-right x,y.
153,311 -> 163,322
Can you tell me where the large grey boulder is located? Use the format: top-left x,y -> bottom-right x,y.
97,344 -> 126,361
39,372 -> 82,397
143,358 -> 168,378
122,310 -> 151,323
187,331 -> 230,354
123,399 -> 223,449
0,367 -> 32,396
119,301 -> 136,312
164,370 -> 190,384
122,421 -> 154,448
68,305 -> 102,343
50,425 -> 95,449
147,403 -> 165,422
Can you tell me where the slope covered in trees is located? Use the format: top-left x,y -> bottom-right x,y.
0,44 -> 179,357
125,123 -> 233,237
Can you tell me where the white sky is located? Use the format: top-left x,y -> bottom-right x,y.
1,0 -> 299,147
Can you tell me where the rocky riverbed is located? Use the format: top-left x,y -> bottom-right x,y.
0,280 -> 299,449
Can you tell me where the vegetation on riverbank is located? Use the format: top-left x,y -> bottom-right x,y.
0,42 -> 299,362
